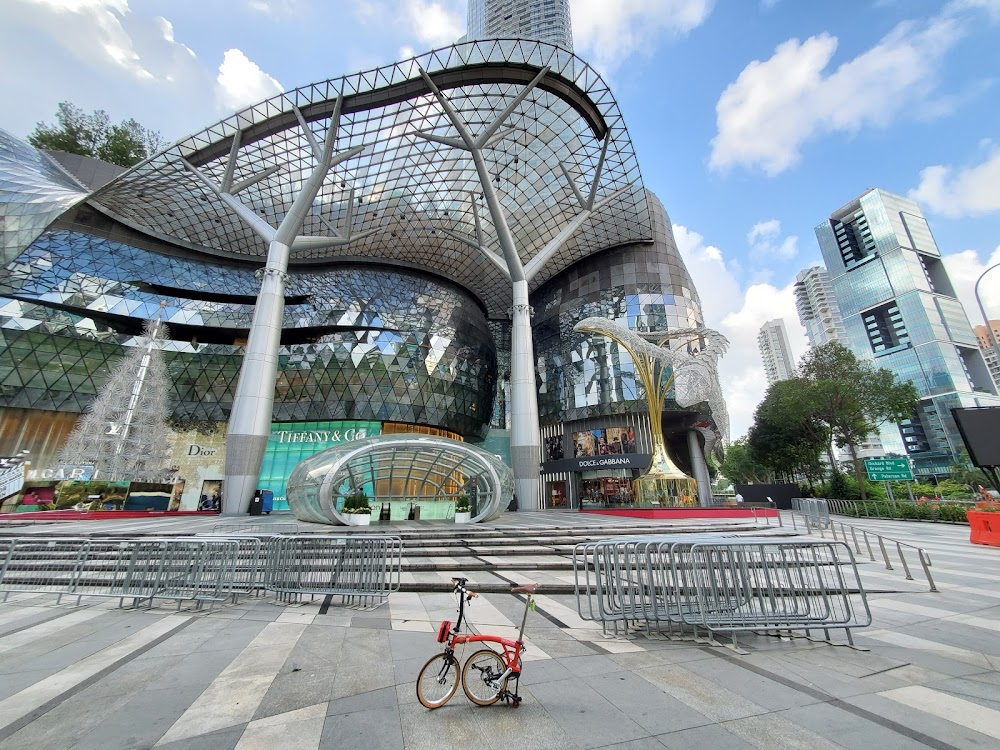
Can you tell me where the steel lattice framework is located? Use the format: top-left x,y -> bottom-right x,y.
88,40 -> 650,318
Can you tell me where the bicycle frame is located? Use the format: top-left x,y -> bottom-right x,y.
440,579 -> 534,698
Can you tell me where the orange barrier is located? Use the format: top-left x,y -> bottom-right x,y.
967,510 -> 1000,547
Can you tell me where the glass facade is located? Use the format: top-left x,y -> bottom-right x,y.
1,222 -> 497,437
816,189 -> 1000,474
0,129 -> 88,266
259,420 -> 382,511
0,35 -> 727,512
533,192 -> 705,425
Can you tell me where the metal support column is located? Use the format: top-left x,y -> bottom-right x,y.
183,100 -> 368,514
687,429 -> 713,507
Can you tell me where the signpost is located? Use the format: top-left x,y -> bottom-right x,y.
864,458 -> 914,481
865,458 -> 914,507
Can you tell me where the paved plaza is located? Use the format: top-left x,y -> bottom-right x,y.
0,513 -> 998,749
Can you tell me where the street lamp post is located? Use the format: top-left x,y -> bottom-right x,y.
974,262 -> 1000,379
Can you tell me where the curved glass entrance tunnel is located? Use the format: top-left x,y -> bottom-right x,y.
285,434 -> 512,524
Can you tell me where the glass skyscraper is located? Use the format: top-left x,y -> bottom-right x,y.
815,188 -> 1000,476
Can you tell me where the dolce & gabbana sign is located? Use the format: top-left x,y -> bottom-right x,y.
541,453 -> 652,474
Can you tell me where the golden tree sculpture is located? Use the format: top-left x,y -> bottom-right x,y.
574,317 -> 729,506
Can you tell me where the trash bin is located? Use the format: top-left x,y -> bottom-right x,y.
249,490 -> 263,516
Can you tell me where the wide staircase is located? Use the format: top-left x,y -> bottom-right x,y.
383,518 -> 787,593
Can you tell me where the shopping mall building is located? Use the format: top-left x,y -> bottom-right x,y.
0,40 -> 725,521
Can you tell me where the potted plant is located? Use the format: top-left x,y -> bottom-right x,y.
341,489 -> 371,526
454,494 -> 472,523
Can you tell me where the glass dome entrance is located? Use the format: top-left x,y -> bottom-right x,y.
285,434 -> 512,524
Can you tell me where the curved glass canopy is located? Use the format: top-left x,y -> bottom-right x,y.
285,434 -> 513,525
88,39 -> 650,318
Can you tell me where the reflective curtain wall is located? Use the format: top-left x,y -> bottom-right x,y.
1,226 -> 497,436
532,191 -> 704,423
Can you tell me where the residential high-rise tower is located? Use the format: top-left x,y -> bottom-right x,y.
973,321 -> 1000,385
815,188 -> 1000,477
758,319 -> 796,386
794,266 -> 845,348
467,0 -> 574,50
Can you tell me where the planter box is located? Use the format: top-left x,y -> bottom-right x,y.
454,511 -> 471,523
345,513 -> 371,526
967,510 -> 1000,546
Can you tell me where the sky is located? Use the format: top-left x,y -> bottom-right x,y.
1,0 -> 999,440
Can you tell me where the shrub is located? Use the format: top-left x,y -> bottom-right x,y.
455,494 -> 471,513
342,489 -> 371,514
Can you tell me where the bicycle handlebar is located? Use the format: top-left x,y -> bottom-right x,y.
451,578 -> 477,598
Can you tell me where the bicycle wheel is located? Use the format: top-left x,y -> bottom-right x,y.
416,652 -> 460,708
461,649 -> 507,705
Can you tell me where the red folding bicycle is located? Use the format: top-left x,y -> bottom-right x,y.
416,577 -> 537,708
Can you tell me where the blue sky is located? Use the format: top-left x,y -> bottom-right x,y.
2,0 -> 999,438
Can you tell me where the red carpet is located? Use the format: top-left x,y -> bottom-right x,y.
0,510 -> 220,521
581,507 -> 778,519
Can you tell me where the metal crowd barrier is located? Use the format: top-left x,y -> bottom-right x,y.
264,535 -> 402,606
211,522 -> 299,535
791,511 -> 937,592
0,533 -> 402,610
574,534 -> 871,645
792,498 -> 830,529
0,537 -> 235,609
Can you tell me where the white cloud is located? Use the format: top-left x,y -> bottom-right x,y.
1,0 -> 216,139
717,282 -> 807,440
910,144 -> 1000,217
354,0 -> 465,49
710,13 -> 965,174
215,49 -> 284,112
571,0 -> 714,73
674,223 -> 806,438
941,245 -> 1000,323
747,219 -> 798,260
404,0 -> 465,46
673,224 -> 742,325
246,0 -> 304,16
9,0 -> 163,81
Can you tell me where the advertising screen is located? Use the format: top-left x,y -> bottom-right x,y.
953,407 -> 1000,467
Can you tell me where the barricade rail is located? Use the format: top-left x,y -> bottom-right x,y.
791,498 -> 831,529
573,534 -> 871,646
211,522 -> 299,535
789,508 -> 937,592
265,535 -> 402,605
0,533 -> 401,609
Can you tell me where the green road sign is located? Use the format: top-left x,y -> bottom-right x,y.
864,457 -> 914,481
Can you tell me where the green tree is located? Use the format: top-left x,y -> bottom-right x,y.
28,102 -> 162,167
948,450 -> 989,492
798,342 -> 918,501
719,438 -> 769,485
749,379 -> 831,485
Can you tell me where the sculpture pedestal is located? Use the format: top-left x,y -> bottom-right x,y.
635,475 -> 699,508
